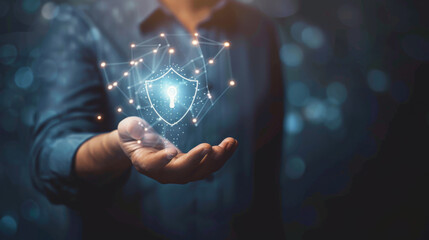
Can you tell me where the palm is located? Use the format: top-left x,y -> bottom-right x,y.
118,117 -> 237,184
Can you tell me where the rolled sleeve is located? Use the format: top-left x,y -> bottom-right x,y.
30,5 -> 117,206
45,133 -> 96,182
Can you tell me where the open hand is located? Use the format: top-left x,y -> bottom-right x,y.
117,117 -> 238,184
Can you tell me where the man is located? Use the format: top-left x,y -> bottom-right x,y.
32,0 -> 284,239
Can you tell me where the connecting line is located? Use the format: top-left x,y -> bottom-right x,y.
198,35 -> 221,44
153,48 -> 168,72
227,50 -> 233,79
120,109 -> 130,117
194,98 -> 210,119
135,44 -> 159,47
116,85 -> 133,101
136,36 -> 160,46
104,62 -> 131,66
195,44 -> 213,105
198,42 -> 224,46
164,33 -> 192,37
163,35 -> 170,46
194,71 -> 207,79
150,44 -> 168,70
180,56 -> 203,69
149,118 -> 163,128
142,62 -> 152,72
136,47 -> 162,60
196,86 -> 230,125
212,46 -> 225,61
101,68 -> 110,85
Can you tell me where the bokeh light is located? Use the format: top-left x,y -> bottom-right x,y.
285,111 -> 304,134
367,69 -> 389,92
41,2 -> 58,20
21,199 -> 41,221
22,0 -> 41,13
0,215 -> 18,236
301,26 -> 325,49
14,67 -> 34,89
280,44 -> 304,67
304,99 -> 327,123
326,82 -> 348,105
324,105 -> 343,130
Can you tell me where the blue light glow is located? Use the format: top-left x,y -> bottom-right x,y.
0,215 -> 17,236
326,82 -> 347,105
302,26 -> 325,49
304,99 -> 327,123
367,69 -> 389,92
14,67 -> 33,89
285,111 -> 304,134
280,44 -> 304,67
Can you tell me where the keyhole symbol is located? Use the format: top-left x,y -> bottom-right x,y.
167,86 -> 177,108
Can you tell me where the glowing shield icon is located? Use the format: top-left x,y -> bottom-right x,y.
145,68 -> 198,126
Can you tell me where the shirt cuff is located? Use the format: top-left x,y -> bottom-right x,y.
46,133 -> 97,181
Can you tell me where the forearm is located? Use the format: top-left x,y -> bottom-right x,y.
75,130 -> 131,184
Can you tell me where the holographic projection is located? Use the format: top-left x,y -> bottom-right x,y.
98,33 -> 235,141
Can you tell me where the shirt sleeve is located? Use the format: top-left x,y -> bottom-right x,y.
30,5 -> 118,207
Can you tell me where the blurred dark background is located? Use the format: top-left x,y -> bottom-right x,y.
1,0 -> 429,239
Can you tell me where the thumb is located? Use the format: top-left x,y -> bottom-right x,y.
118,116 -> 147,141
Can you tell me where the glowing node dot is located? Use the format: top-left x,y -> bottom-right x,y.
160,33 -> 165,37
224,42 -> 230,47
129,99 -> 134,104
97,115 -> 102,120
229,80 -> 236,86
195,69 -> 200,74
139,58 -> 143,62
194,32 -> 199,37
108,85 -> 113,90
153,49 -> 158,53
169,48 -> 175,54
131,43 -> 136,48
144,127 -> 148,131
130,61 -> 135,65
117,107 -> 122,112
192,118 -> 197,123
100,62 -> 106,68
208,59 -> 214,64
113,81 -> 118,86
137,140 -> 141,144
123,72 -> 129,76
192,40 -> 198,45
208,93 -> 212,99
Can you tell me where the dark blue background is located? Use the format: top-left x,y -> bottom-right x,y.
1,0 -> 428,239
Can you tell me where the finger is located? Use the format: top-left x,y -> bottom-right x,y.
162,143 -> 212,183
133,147 -> 178,175
118,116 -> 148,141
191,138 -> 238,181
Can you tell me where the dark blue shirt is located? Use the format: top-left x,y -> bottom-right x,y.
31,0 -> 284,239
